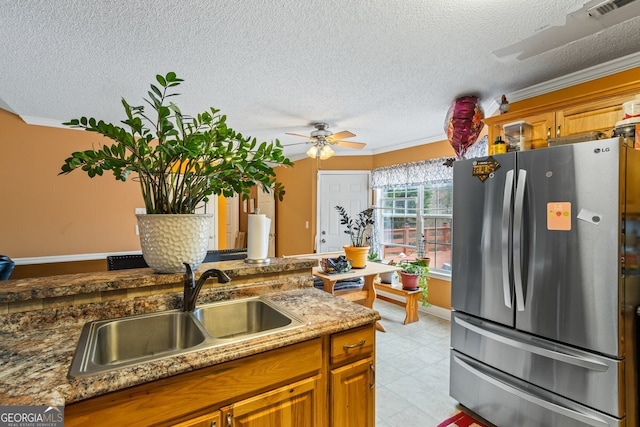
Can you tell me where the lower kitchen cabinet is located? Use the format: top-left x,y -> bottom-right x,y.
329,324 -> 376,427
221,376 -> 320,427
331,357 -> 375,427
65,323 -> 377,427
172,412 -> 221,427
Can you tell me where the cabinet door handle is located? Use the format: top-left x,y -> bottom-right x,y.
370,363 -> 375,389
226,412 -> 232,427
211,421 -> 217,427
556,125 -> 561,136
343,339 -> 366,350
547,127 -> 551,138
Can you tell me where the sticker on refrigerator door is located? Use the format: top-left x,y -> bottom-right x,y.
547,202 -> 571,230
576,208 -> 602,225
471,157 -> 501,182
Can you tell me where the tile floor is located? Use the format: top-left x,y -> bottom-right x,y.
374,299 -> 461,427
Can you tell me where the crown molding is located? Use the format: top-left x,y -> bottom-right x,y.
20,115 -> 70,129
372,133 -> 446,155
507,51 -> 640,103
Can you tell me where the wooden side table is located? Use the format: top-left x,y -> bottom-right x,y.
313,261 -> 401,332
374,282 -> 421,325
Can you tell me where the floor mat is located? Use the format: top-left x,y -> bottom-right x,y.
437,411 -> 488,427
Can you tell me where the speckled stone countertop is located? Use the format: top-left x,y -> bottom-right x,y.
0,258 -> 316,303
0,259 -> 379,406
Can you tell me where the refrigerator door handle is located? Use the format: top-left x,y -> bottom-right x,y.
454,316 -> 608,372
502,169 -> 514,308
513,169 -> 527,311
453,355 -> 610,427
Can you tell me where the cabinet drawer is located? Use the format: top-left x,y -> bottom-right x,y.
331,325 -> 374,365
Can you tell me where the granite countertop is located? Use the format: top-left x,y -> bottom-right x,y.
0,287 -> 379,406
0,258 -> 316,303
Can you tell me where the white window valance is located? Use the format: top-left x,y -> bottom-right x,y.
370,136 -> 487,189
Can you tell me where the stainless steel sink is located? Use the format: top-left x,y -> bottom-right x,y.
91,311 -> 206,365
193,298 -> 302,339
68,297 -> 305,378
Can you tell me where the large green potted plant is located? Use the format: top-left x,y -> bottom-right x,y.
335,205 -> 374,268
59,72 -> 293,273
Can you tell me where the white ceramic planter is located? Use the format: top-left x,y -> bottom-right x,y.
378,271 -> 397,285
136,213 -> 212,274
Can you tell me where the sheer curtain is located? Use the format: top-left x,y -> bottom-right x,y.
369,136 -> 487,252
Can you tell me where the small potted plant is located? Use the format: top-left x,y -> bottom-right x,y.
335,206 -> 374,268
398,260 -> 430,306
59,72 -> 293,273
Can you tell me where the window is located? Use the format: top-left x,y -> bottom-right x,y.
370,136 -> 486,277
375,182 -> 452,273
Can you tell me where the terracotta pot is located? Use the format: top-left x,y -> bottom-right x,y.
400,272 -> 420,290
136,213 -> 212,274
343,245 -> 370,269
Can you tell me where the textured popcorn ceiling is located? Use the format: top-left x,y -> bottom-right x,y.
1,0 -> 639,159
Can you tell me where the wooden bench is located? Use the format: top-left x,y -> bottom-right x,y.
374,281 -> 421,325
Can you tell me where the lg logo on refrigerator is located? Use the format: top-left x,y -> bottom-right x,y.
594,147 -> 611,153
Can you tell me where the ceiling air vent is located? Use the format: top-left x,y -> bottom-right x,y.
588,0 -> 637,17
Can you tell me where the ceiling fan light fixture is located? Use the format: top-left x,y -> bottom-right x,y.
319,145 -> 334,160
306,145 -> 319,158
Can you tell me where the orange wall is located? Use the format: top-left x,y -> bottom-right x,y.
0,108 -> 228,259
275,155 -> 374,256
373,140 -> 456,168
0,109 -> 144,257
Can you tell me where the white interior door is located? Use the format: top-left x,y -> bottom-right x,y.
317,171 -> 370,253
257,188 -> 276,257
225,195 -> 239,249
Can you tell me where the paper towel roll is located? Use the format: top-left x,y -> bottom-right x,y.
247,214 -> 271,260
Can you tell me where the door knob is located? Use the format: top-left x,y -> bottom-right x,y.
321,239 -> 326,243
321,231 -> 326,235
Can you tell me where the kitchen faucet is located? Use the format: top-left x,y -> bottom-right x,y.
183,263 -> 231,311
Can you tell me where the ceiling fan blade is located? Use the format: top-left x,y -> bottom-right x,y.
282,142 -> 310,147
334,140 -> 366,149
329,130 -> 356,140
285,133 -> 312,139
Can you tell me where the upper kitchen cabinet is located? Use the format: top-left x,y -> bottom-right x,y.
486,111 -> 555,149
556,93 -> 636,137
485,67 -> 640,150
486,92 -> 638,149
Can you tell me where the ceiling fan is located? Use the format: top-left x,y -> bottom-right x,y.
285,123 -> 366,159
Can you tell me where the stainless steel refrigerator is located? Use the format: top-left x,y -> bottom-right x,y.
450,137 -> 640,427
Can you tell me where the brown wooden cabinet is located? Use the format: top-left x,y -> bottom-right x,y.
329,325 -> 376,427
221,376 -> 320,427
66,323 -> 377,427
487,111 -> 554,149
486,91 -> 639,150
331,358 -> 375,427
172,412 -> 221,427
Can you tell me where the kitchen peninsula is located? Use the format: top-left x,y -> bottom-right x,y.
0,258 -> 379,426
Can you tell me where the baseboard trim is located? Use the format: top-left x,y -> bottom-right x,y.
13,251 -> 142,265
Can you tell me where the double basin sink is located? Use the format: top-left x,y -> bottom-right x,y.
68,297 -> 306,378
